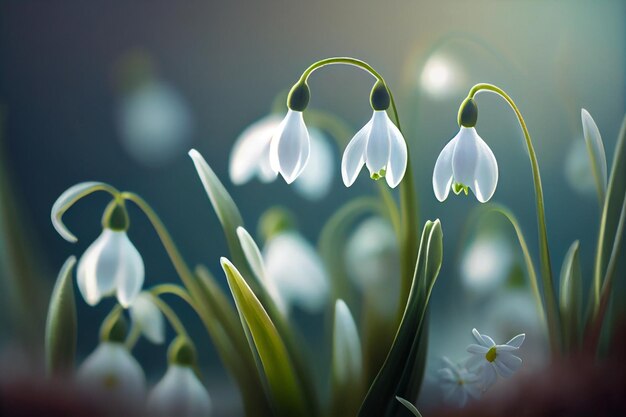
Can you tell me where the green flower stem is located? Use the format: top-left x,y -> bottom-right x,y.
299,57 -> 420,317
467,83 -> 561,355
124,321 -> 142,350
151,295 -> 191,340
150,283 -> 196,308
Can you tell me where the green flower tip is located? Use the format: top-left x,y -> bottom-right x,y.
370,81 -> 390,111
258,206 -> 296,242
370,168 -> 386,181
287,81 -> 310,112
457,97 -> 478,128
102,200 -> 130,231
452,182 -> 469,195
168,336 -> 196,367
100,313 -> 127,343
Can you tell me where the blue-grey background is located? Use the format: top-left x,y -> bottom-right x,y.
1,0 -> 624,413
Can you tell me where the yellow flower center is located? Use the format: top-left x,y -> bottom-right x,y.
485,346 -> 497,363
103,374 -> 119,389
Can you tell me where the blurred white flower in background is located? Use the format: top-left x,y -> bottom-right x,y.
460,234 -> 514,295
117,79 -> 193,167
146,365 -> 212,417
77,342 -> 146,403
129,292 -> 165,344
263,231 -> 329,314
230,114 -> 334,200
437,357 -> 482,407
420,54 -> 466,99
564,137 -> 596,196
345,217 -> 400,318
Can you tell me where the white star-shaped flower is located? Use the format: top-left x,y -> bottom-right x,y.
465,328 -> 525,388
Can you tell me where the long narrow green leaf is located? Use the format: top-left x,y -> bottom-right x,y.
221,257 -> 311,417
45,256 -> 77,376
581,109 -> 608,203
559,241 -> 582,352
395,397 -> 423,417
358,220 -> 443,417
193,265 -> 274,417
593,114 -> 626,306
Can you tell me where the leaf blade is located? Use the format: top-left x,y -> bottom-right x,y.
559,240 -> 582,352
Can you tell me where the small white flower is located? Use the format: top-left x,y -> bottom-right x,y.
77,228 -> 145,308
229,115 -> 334,199
466,328 -> 524,388
437,357 -> 482,407
129,292 -> 165,344
433,127 -> 498,203
146,365 -> 212,417
263,231 -> 329,314
342,110 -> 407,188
77,342 -> 146,402
269,110 -> 310,184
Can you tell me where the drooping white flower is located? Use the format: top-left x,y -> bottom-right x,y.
342,110 -> 408,188
77,228 -> 145,308
466,328 -> 524,388
129,292 -> 165,344
433,127 -> 498,203
76,342 -> 146,402
229,114 -> 334,199
229,115 -> 282,185
269,110 -> 310,184
263,231 -> 329,314
437,357 -> 482,407
332,300 -> 363,385
146,365 -> 212,417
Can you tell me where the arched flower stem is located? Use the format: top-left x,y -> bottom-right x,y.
298,57 -> 420,315
467,83 -> 561,355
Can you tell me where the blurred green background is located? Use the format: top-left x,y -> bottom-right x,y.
1,0 -> 624,414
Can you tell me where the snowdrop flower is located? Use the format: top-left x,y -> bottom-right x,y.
263,231 -> 329,314
77,342 -> 146,402
147,337 -> 212,417
433,98 -> 498,203
437,357 -> 481,407
229,114 -> 334,199
466,328 -> 525,388
342,82 -> 407,188
77,202 -> 144,308
129,292 -> 165,344
269,82 -> 311,184
460,234 -> 513,294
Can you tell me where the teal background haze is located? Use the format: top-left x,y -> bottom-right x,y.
1,0 -> 625,414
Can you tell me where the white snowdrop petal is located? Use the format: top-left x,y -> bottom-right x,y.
495,344 -> 519,352
229,115 -> 281,185
365,111 -> 391,176
77,229 -> 117,306
506,333 -> 526,348
479,364 -> 498,388
147,365 -> 212,417
270,110 -> 310,184
471,328 -> 489,347
482,334 -> 497,347
130,292 -> 165,344
451,127 -> 479,186
341,121 -> 371,186
464,354 -> 484,371
385,119 -> 408,188
432,137 -> 456,201
294,129 -> 334,200
114,233 -> 145,308
467,344 -> 489,354
472,134 -> 498,203
437,368 -> 456,382
493,358 -> 516,378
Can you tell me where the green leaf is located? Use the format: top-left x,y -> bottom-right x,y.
581,109 -> 608,202
395,397 -> 423,417
329,299 -> 363,417
559,241 -> 582,352
45,256 -> 77,376
221,257 -> 311,417
51,182 -> 119,243
593,114 -> 626,306
358,220 -> 443,417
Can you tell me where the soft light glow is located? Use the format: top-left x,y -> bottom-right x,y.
420,55 -> 463,98
461,236 -> 512,293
